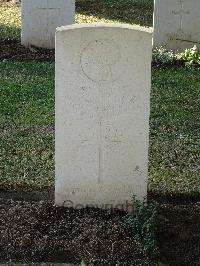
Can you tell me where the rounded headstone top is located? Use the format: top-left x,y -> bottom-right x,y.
56,23 -> 153,35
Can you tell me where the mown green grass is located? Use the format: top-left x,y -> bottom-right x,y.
0,61 -> 199,194
0,62 -> 55,189
0,0 -> 153,41
149,67 -> 200,195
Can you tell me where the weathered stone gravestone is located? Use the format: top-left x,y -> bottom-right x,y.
153,0 -> 200,51
55,23 -> 152,210
21,0 -> 75,48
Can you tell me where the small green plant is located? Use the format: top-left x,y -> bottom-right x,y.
122,198 -> 159,256
153,45 -> 200,68
152,46 -> 175,66
176,45 -> 200,68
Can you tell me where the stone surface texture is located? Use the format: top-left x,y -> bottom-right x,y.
55,23 -> 152,209
153,0 -> 200,51
21,0 -> 75,48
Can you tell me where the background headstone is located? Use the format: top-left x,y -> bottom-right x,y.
21,0 -> 75,48
55,23 -> 152,209
153,0 -> 200,51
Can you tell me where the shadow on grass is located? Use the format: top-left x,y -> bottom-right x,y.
0,23 -> 20,41
0,188 -> 199,204
76,0 -> 153,27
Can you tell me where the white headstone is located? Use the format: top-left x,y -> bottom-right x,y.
55,24 -> 152,210
153,0 -> 200,51
21,0 -> 75,48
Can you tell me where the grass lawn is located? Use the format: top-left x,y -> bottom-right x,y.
0,61 -> 199,195
0,62 -> 55,189
0,0 -> 199,196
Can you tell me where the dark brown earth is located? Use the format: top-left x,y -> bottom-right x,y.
0,40 -> 54,61
0,190 -> 200,265
0,193 -> 156,265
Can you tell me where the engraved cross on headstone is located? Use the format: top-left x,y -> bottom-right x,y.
172,0 -> 190,32
81,117 -> 124,185
37,1 -> 61,34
